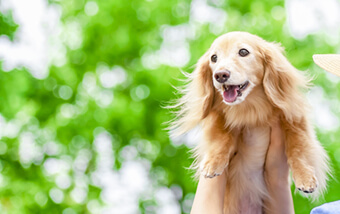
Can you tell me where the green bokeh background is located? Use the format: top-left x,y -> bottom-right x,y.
0,0 -> 340,213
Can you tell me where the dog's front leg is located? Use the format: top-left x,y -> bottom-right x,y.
198,111 -> 237,178
283,117 -> 317,193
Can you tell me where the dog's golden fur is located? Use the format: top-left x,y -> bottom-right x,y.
170,32 -> 330,213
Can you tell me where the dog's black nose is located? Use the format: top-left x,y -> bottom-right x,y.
214,70 -> 230,83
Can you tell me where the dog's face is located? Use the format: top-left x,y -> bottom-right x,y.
208,32 -> 265,105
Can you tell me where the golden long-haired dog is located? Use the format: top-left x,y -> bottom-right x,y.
170,32 -> 330,213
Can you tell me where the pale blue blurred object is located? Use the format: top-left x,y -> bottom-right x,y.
310,201 -> 340,214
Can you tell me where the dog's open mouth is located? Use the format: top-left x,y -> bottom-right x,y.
223,81 -> 249,103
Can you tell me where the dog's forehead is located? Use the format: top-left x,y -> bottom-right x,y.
211,32 -> 259,51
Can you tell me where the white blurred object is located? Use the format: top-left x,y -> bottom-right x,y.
307,86 -> 340,132
98,65 -> 127,89
142,0 -> 228,70
19,132 -> 44,166
142,24 -> 193,69
43,157 -> 71,176
0,0 -> 62,79
286,0 -> 340,42
49,188 -> 64,204
190,0 -> 228,34
155,187 -> 182,214
84,1 -> 99,17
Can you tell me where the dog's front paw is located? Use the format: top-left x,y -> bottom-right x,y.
293,170 -> 318,193
199,155 -> 228,178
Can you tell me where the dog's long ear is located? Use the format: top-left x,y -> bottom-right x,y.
194,52 -> 216,119
261,42 -> 310,122
170,51 -> 215,136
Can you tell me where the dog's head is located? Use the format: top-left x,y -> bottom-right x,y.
172,32 -> 309,134
193,32 -> 308,119
208,32 -> 265,105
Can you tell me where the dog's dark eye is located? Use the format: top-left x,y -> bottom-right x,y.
239,48 -> 249,57
211,54 -> 217,63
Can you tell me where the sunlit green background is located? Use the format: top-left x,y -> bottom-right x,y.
0,0 -> 340,213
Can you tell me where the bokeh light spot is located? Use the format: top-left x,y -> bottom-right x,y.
59,85 -> 73,100
182,193 -> 195,213
0,141 -> 8,155
130,84 -> 150,101
84,1 -> 99,16
70,187 -> 87,204
60,104 -> 76,118
62,208 -> 77,214
98,65 -> 127,88
34,192 -> 48,207
49,188 -> 64,204
271,6 -> 285,21
56,173 -> 71,189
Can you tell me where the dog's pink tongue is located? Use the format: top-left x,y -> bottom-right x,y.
223,86 -> 239,103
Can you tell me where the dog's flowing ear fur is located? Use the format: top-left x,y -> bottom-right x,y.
261,42 -> 331,200
169,51 -> 215,136
261,42 -> 310,122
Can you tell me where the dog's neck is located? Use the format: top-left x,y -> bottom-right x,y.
216,85 -> 274,128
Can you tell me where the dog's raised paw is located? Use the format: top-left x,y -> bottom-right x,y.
294,173 -> 318,194
199,155 -> 228,178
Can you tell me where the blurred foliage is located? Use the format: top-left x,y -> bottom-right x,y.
0,11 -> 18,41
0,0 -> 339,213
